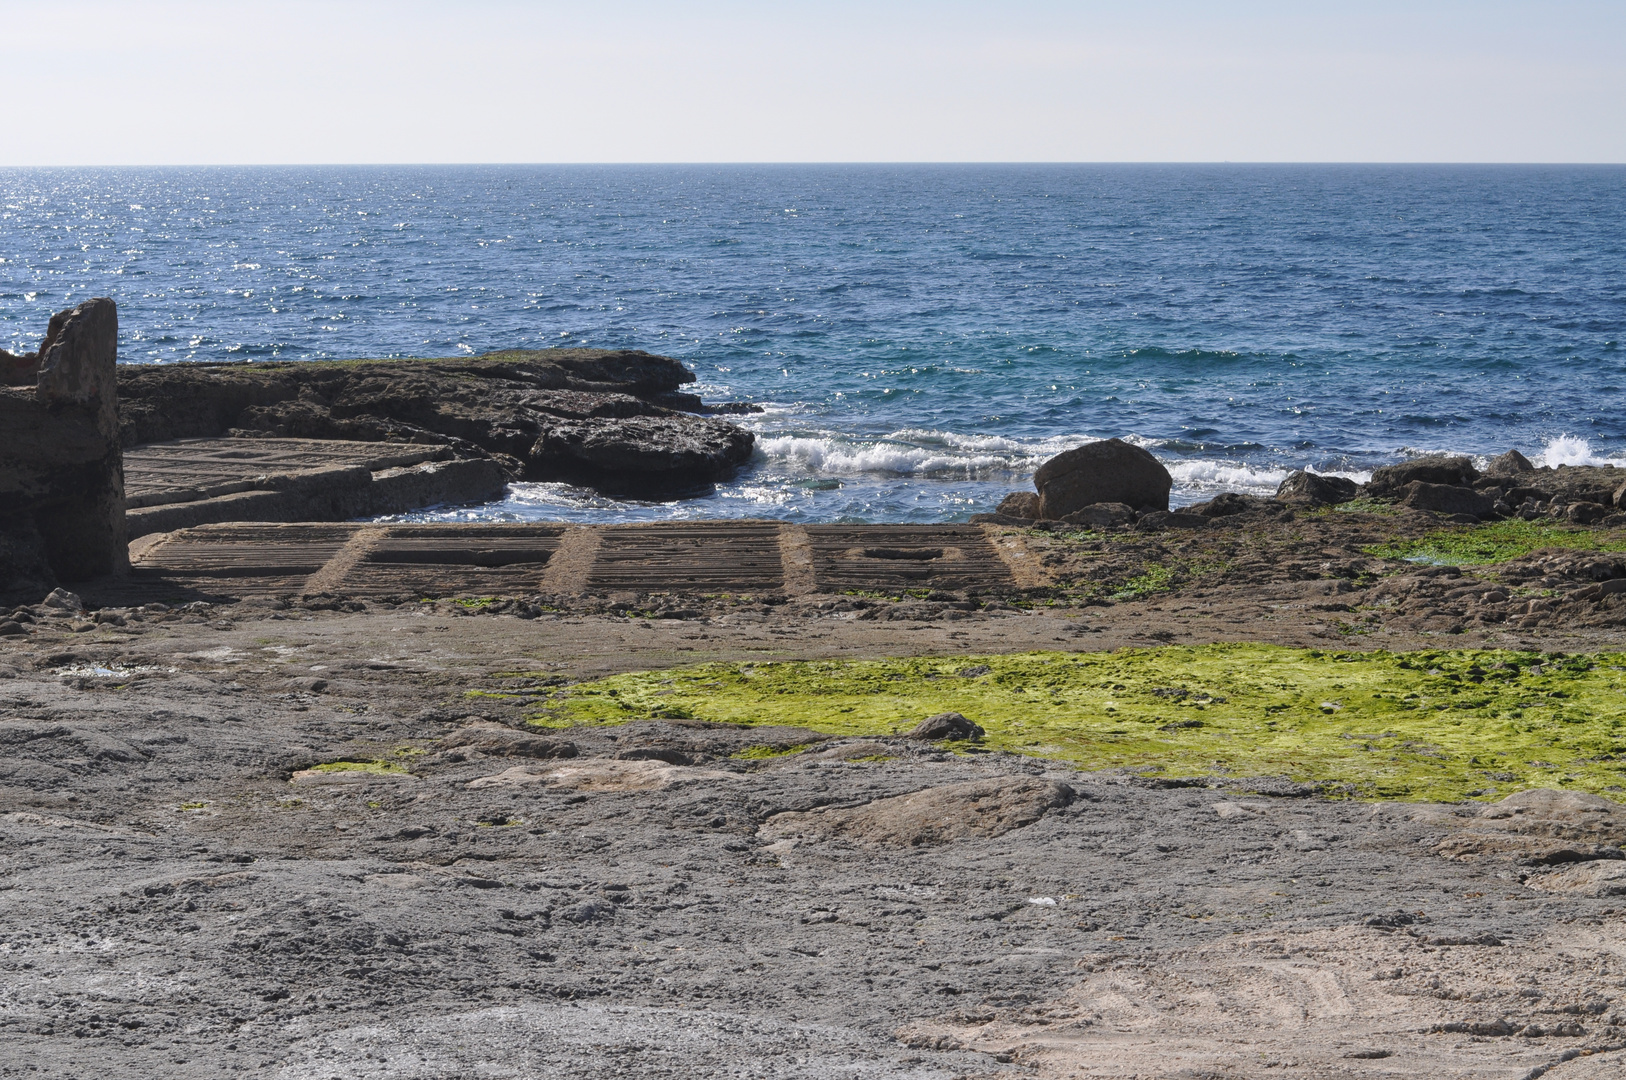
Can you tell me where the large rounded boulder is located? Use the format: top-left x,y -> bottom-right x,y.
1034,438 -> 1171,518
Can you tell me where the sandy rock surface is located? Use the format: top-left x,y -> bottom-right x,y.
1,603 -> 1625,1078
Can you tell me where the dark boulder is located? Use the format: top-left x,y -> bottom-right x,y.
1367,455 -> 1479,497
1398,481 -> 1496,519
906,712 -> 985,741
1485,449 -> 1535,476
1567,501 -> 1608,525
995,491 -> 1041,519
1033,438 -> 1171,519
1275,470 -> 1359,507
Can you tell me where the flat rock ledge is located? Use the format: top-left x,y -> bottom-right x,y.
116,348 -> 756,494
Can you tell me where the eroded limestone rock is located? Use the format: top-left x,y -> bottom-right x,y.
0,299 -> 126,595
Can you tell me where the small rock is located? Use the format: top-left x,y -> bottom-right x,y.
956,664 -> 991,678
1398,481 -> 1496,519
0,621 -> 25,637
1567,501 -> 1608,525
1275,470 -> 1359,507
1484,449 -> 1535,476
42,588 -> 83,611
1060,502 -> 1136,528
906,712 -> 985,741
995,491 -> 1040,519
1189,492 -> 1283,517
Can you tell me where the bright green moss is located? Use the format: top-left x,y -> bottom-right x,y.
308,760 -> 407,776
1368,519 -> 1626,566
535,645 -> 1626,802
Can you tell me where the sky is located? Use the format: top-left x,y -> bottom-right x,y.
3,0 -> 1623,165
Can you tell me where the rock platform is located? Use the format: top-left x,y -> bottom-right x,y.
105,521 -> 1017,604
123,437 -> 506,538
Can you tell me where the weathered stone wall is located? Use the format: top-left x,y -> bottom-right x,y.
0,298 -> 127,595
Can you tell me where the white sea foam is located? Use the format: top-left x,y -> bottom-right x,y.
1538,435 -> 1626,469
754,430 -> 1069,478
757,427 -> 1369,500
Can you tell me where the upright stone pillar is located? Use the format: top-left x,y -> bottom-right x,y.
0,298 -> 127,589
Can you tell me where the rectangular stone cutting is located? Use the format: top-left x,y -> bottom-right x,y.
340,525 -> 566,598
586,522 -> 785,593
804,524 -> 1012,590
125,523 -> 364,599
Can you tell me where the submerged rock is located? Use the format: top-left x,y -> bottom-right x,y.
1033,438 -> 1171,518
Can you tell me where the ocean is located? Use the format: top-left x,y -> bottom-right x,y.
2,164 -> 1623,523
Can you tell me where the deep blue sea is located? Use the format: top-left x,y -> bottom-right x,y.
2,165 -> 1623,522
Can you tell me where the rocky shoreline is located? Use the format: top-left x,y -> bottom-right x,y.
115,347 -> 758,492
6,306 -> 1626,1078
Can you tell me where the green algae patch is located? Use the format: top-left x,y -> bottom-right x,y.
1367,519 -> 1626,567
538,645 -> 1626,801
307,760 -> 408,776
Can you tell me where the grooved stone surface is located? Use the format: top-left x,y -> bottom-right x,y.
585,522 -> 786,593
124,438 -> 446,508
805,524 -> 1013,590
117,521 -> 1021,602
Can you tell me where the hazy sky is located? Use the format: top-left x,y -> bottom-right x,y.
5,0 -> 1622,164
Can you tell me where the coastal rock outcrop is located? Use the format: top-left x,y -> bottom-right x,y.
116,349 -> 755,493
1365,454 -> 1479,497
1033,438 -> 1172,518
0,299 -> 127,597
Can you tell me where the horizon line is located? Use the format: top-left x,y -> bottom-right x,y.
3,161 -> 1625,169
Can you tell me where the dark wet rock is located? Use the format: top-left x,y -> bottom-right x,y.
1060,501 -> 1136,528
1398,481 -> 1496,519
117,350 -> 755,493
1366,455 -> 1480,497
758,777 -> 1074,846
1485,449 -> 1535,476
906,712 -> 985,741
1033,438 -> 1171,518
1568,501 -> 1609,525
1275,470 -> 1359,507
1190,492 -> 1285,517
1135,511 -> 1208,532
0,299 -> 127,593
531,414 -> 754,484
996,491 -> 1041,519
